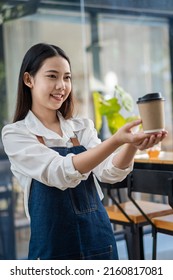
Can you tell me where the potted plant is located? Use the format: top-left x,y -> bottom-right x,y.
93,85 -> 137,135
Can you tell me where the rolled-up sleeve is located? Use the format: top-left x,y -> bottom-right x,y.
93,152 -> 133,184
62,153 -> 89,184
75,118 -> 133,184
2,125 -> 89,190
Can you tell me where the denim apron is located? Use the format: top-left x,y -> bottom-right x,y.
28,137 -> 118,260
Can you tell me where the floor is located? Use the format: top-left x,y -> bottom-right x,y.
117,231 -> 173,260
16,227 -> 173,260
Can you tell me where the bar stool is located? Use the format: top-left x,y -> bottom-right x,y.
152,214 -> 173,259
103,169 -> 173,259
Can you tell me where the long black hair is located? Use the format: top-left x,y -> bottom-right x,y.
13,43 -> 74,122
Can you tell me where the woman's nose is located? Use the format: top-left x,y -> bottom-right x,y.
56,79 -> 65,90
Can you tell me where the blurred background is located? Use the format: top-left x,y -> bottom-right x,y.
0,0 -> 173,259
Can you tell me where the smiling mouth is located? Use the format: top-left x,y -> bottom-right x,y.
50,94 -> 63,101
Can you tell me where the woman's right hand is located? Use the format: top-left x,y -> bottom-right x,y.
114,119 -> 168,150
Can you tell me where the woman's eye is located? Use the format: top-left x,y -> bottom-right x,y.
47,74 -> 56,79
65,76 -> 71,80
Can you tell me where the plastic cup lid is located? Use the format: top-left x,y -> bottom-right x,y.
136,92 -> 165,104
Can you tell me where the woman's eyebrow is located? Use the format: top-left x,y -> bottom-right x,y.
45,70 -> 71,74
45,70 -> 58,73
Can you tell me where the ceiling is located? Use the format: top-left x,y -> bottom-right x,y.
1,0 -> 173,23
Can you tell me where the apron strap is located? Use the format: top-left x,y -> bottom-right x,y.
36,136 -> 80,146
70,137 -> 80,146
36,135 -> 45,145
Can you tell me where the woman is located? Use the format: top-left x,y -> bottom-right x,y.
1,43 -> 167,260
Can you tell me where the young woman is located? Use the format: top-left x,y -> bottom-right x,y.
1,43 -> 167,260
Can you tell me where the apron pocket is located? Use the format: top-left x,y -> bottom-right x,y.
69,175 -> 98,214
81,245 -> 113,260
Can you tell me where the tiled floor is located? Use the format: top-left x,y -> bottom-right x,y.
16,227 -> 173,260
117,232 -> 173,260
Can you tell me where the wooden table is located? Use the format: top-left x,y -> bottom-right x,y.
102,152 -> 173,260
129,151 -> 173,259
134,151 -> 173,170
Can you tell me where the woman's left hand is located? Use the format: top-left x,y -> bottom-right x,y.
133,130 -> 168,151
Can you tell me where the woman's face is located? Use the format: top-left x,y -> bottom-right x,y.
25,55 -> 72,116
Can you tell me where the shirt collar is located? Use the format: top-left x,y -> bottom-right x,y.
24,110 -> 76,140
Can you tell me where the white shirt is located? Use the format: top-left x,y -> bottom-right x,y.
2,110 -> 133,219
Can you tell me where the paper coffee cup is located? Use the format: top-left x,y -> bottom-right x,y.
136,93 -> 165,133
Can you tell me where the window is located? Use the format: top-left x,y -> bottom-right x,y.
1,0 -> 173,151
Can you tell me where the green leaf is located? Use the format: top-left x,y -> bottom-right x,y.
92,87 -> 137,135
100,98 -> 121,115
92,92 -> 103,132
125,115 -> 138,123
107,113 -> 126,134
115,85 -> 134,112
121,92 -> 134,112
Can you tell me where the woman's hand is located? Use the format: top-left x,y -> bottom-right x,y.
133,130 -> 167,150
114,119 -> 168,150
111,119 -> 168,169
72,119 -> 168,174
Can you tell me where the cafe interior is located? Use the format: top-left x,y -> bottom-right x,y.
0,0 -> 173,260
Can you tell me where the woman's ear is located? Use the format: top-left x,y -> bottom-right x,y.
23,72 -> 33,88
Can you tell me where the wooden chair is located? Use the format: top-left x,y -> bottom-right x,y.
127,169 -> 173,259
151,214 -> 173,259
103,169 -> 173,259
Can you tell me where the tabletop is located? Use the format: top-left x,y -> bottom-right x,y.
134,151 -> 173,165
